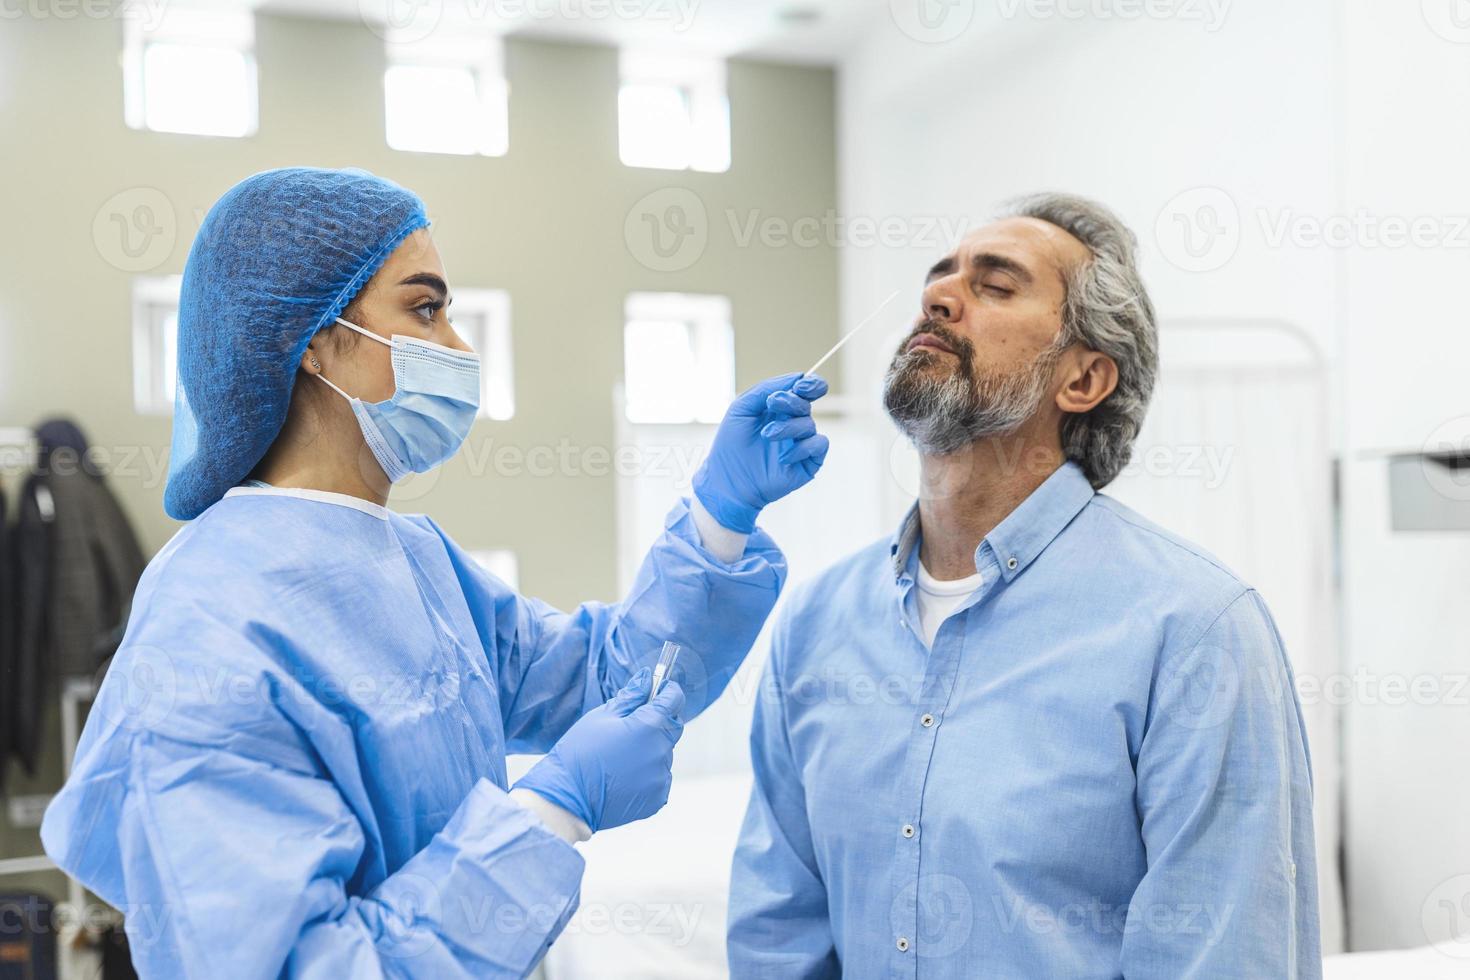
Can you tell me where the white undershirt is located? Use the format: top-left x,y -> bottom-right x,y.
914,561 -> 984,648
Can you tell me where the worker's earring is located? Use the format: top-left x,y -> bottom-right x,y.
309,356 -> 321,371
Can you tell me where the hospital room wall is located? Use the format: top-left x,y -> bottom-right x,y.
0,12 -> 837,894
835,0 -> 1470,954
0,13 -> 838,606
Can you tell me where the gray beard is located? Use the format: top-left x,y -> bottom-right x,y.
883,341 -> 1061,455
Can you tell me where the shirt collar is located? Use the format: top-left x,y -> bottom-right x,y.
889,461 -> 1095,583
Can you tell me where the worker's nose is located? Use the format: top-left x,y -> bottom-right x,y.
921,277 -> 962,324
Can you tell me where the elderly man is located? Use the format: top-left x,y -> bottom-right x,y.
727,193 -> 1320,978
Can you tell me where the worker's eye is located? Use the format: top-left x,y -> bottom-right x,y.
412,300 -> 444,322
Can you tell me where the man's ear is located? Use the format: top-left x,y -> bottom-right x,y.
1055,348 -> 1118,416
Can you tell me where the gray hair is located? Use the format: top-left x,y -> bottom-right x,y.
1000,193 -> 1158,489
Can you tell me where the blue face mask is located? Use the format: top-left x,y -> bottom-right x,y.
316,317 -> 481,483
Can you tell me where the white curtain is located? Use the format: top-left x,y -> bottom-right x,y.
1106,319 -> 1344,953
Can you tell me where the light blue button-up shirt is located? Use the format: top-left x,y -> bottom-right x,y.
728,461 -> 1320,979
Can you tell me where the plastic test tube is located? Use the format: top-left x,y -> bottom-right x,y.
648,641 -> 681,702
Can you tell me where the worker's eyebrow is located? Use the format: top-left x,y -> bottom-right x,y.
398,272 -> 452,305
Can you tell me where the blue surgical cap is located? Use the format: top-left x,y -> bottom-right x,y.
164,167 -> 429,521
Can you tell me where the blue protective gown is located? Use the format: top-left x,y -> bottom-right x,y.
42,486 -> 786,978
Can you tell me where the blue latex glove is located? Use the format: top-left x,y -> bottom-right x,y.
513,668 -> 686,833
692,372 -> 830,533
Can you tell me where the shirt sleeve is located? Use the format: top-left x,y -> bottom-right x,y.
727,613 -> 841,979
438,498 -> 787,754
1123,589 -> 1321,980
42,716 -> 586,979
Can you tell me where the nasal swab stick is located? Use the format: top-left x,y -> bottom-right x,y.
649,641 -> 681,702
805,289 -> 902,377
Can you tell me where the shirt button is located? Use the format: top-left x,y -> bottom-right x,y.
902,824 -> 916,838
1006,556 -> 1018,570
920,713 -> 936,728
896,936 -> 910,952
1289,862 -> 1297,880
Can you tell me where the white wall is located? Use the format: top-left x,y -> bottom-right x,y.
1335,0 -> 1470,952
831,0 -> 1470,954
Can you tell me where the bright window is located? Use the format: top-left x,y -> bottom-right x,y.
132,275 -> 182,415
469,550 -> 519,590
124,10 -> 256,138
384,33 -> 508,156
618,52 -> 729,173
449,288 -> 515,420
624,293 -> 734,424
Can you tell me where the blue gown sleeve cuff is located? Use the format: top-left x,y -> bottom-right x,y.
373,777 -> 585,972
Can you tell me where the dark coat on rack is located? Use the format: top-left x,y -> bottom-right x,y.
0,484 -> 11,793
5,420 -> 147,777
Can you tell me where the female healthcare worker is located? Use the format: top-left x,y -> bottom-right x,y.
40,167 -> 830,978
